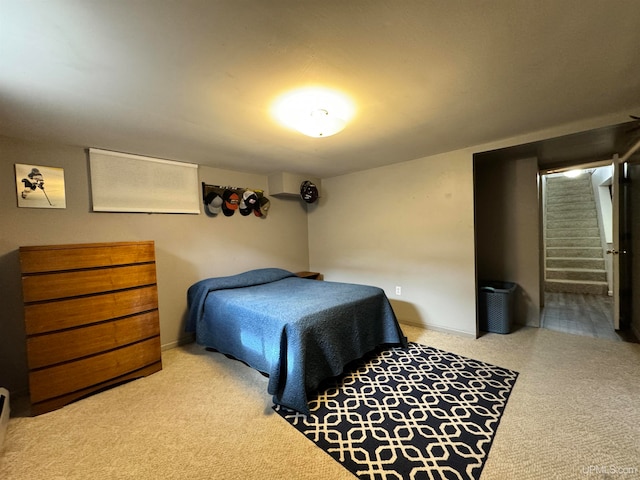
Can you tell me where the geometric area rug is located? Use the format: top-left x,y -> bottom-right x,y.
274,342 -> 519,480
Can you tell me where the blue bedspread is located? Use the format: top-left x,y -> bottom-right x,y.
186,268 -> 407,414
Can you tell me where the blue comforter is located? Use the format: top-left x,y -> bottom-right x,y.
186,268 -> 407,414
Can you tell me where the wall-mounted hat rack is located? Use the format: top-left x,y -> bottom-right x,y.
201,182 -> 270,218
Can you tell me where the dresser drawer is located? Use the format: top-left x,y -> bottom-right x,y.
27,311 -> 160,369
21,263 -> 157,303
24,285 -> 159,335
29,336 -> 162,404
19,241 -> 156,273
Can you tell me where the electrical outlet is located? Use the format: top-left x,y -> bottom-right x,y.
395,286 -> 402,296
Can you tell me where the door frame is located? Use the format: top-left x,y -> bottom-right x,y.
539,159 -> 618,325
539,138 -> 640,332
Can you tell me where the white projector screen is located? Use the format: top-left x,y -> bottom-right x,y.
89,148 -> 200,214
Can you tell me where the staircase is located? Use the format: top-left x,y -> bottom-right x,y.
544,174 -> 609,295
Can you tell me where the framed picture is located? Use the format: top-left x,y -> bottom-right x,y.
15,164 -> 66,209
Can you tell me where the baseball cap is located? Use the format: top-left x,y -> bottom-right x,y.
222,189 -> 240,216
300,180 -> 319,203
239,190 -> 259,216
254,195 -> 271,218
204,191 -> 223,215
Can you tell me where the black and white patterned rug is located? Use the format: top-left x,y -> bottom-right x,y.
274,342 -> 518,480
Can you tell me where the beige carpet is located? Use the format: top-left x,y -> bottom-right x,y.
1,324 -> 639,479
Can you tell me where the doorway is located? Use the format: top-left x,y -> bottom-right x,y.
473,119 -> 639,339
540,161 -> 638,342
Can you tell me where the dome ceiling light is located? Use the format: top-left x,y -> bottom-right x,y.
272,87 -> 355,138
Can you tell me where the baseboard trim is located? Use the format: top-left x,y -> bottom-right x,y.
161,334 -> 195,351
399,320 -> 477,338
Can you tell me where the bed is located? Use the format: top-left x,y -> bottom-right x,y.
186,268 -> 407,414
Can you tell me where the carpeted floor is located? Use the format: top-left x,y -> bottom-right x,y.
1,324 -> 639,479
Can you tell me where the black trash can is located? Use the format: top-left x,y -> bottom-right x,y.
479,281 -> 517,334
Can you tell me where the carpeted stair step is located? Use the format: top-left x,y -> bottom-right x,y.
546,268 -> 607,282
546,202 -> 594,213
546,257 -> 605,269
544,279 -> 608,295
547,176 -> 591,186
546,227 -> 600,238
546,237 -> 601,248
547,218 -> 598,229
546,209 -> 597,221
546,192 -> 594,204
547,185 -> 592,193
546,246 -> 603,258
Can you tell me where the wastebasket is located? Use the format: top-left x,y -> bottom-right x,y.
479,281 -> 517,334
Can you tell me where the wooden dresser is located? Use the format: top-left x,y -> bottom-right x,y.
19,241 -> 162,415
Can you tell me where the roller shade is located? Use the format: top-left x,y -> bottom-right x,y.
89,148 -> 199,214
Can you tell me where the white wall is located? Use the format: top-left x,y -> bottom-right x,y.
590,165 -> 614,294
0,135 -> 310,395
308,149 -> 477,336
591,165 -> 613,243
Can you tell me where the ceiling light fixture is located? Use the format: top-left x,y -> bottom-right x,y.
272,87 -> 355,138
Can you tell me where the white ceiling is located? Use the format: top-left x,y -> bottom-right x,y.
1,1 -> 640,178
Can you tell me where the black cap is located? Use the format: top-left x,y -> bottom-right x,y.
300,181 -> 318,203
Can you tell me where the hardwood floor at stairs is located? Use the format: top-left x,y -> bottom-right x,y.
541,292 -> 638,343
